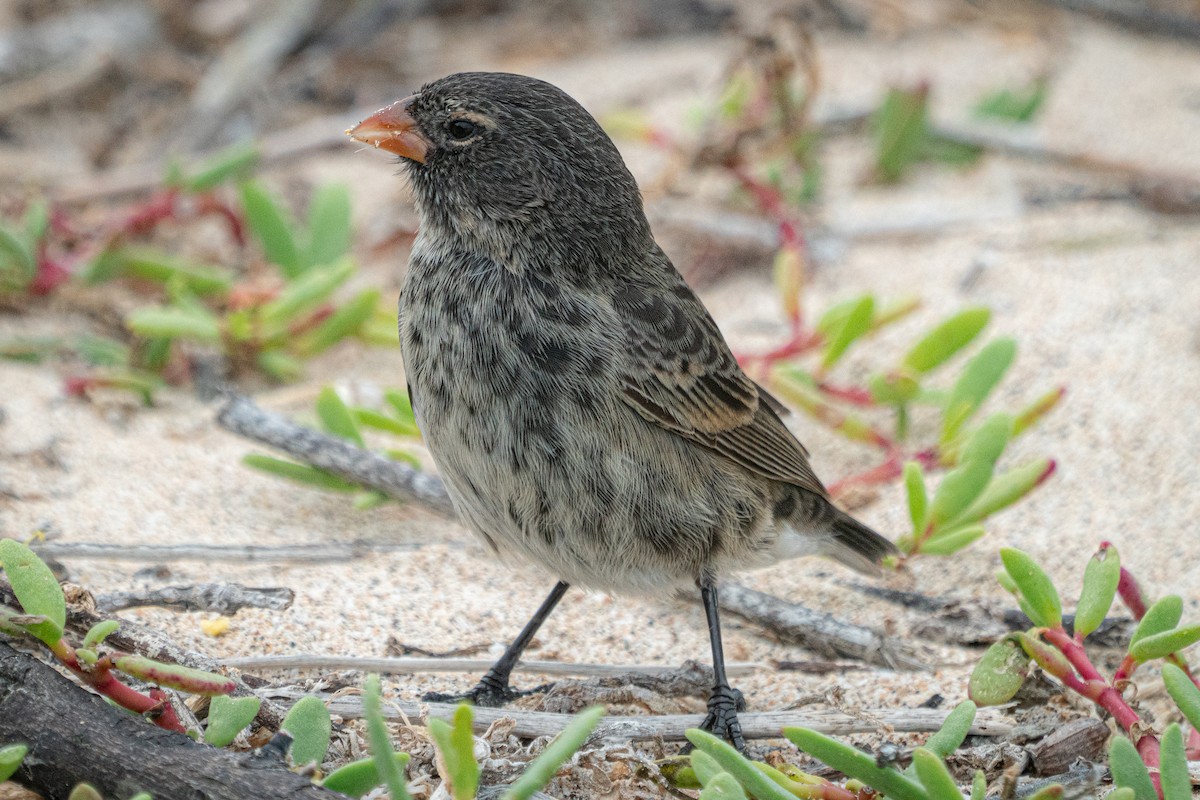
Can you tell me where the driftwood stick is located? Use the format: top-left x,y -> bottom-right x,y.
223,654 -> 762,678
96,583 -> 295,614
216,393 -> 455,516
717,582 -> 925,670
34,540 -> 431,563
0,643 -> 343,800
259,686 -> 1012,741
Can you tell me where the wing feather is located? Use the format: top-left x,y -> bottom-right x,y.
612,278 -> 826,498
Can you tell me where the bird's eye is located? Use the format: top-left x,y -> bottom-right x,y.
446,120 -> 478,141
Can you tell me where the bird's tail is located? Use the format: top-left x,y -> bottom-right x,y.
823,508 -> 899,575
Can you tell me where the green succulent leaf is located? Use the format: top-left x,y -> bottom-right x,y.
322,753 -> 412,797
109,249 -> 233,295
1108,736 -> 1157,800
1128,624 -> 1200,663
690,749 -> 725,787
428,704 -> 480,800
903,308 -> 990,374
698,772 -> 749,800
183,141 -> 260,192
1161,663 -> 1200,731
1014,631 -> 1074,679
363,675 -> 411,800
0,538 -> 66,646
974,79 -> 1047,123
685,730 -> 796,800
304,183 -> 353,270
1159,723 -> 1191,800
958,458 -> 1054,524
928,460 -> 993,529
873,84 -> 930,184
999,547 -> 1062,628
353,408 -> 421,438
126,306 -> 221,343
1106,789 -> 1137,800
0,743 -> 27,782
1130,595 -> 1183,646
912,748 -> 963,800
298,289 -> 380,355
502,706 -> 603,800
242,454 -> 359,492
1074,544 -> 1120,640
942,338 -> 1016,441
259,259 -> 354,331
821,295 -> 874,369
67,784 -> 103,800
918,524 -> 985,556
82,620 -> 120,649
959,413 -> 1013,466
904,461 -> 928,533
240,180 -> 301,277
205,695 -> 262,747
968,637 -> 1028,706
782,727 -> 927,800
315,387 -> 364,447
112,655 -> 236,696
282,695 -> 331,767
969,770 -> 986,800
256,350 -> 304,382
869,372 -> 921,405
923,701 -> 977,758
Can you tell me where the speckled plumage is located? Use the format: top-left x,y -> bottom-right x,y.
392,72 -> 896,593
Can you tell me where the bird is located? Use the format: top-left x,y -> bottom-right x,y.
347,71 -> 896,750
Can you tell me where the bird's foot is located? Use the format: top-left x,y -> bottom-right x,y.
422,671 -> 549,708
696,685 -> 747,752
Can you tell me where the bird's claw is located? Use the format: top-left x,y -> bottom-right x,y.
422,672 -> 550,707
697,685 -> 747,752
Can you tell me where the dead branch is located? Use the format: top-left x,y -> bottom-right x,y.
216,393 -> 455,516
0,642 -> 344,800
717,581 -> 926,670
259,686 -> 1014,742
1033,0 -> 1200,43
95,583 -> 295,614
179,0 -> 325,150
223,654 -> 762,679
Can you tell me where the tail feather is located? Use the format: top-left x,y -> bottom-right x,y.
824,509 -> 898,575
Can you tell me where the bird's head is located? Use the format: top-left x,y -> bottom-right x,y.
348,72 -> 653,274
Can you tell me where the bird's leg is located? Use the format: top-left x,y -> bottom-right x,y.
696,577 -> 747,752
423,581 -> 569,707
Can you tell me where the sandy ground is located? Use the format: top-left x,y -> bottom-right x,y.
2,9 -> 1200,798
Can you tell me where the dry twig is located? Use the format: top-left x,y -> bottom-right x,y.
223,654 -> 762,678
258,686 -> 1013,742
95,583 -> 295,614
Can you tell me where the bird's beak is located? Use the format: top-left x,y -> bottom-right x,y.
347,96 -> 431,163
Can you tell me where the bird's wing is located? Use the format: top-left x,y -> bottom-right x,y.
611,280 -> 827,497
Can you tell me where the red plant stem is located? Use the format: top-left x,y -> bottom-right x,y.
816,382 -> 875,407
1042,626 -> 1161,792
48,639 -> 185,733
827,447 -> 938,499
192,192 -> 247,246
1114,653 -> 1138,684
1117,565 -> 1149,620
1115,564 -> 1200,690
